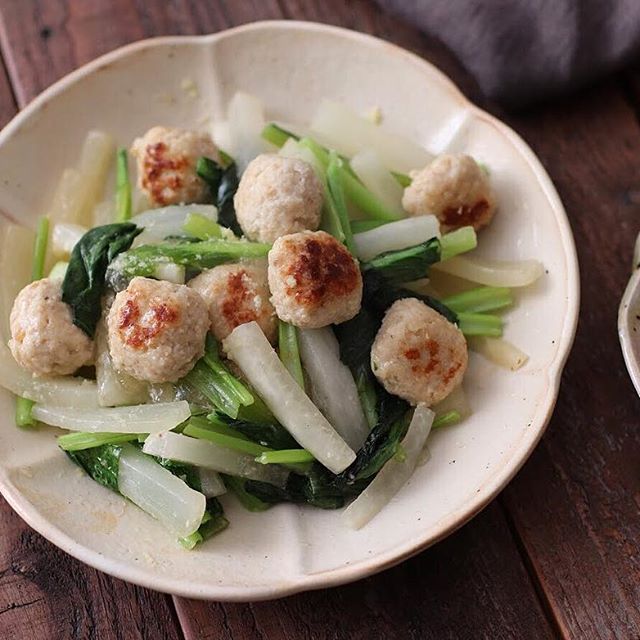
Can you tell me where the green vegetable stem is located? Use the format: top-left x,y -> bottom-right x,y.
16,216 -> 50,428
62,223 -> 141,337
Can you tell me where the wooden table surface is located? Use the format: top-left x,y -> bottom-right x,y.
0,1 -> 638,638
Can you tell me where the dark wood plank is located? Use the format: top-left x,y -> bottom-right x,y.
175,503 -> 555,640
499,82 -> 640,638
0,495 -> 185,639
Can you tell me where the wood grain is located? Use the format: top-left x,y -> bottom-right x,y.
499,83 -> 640,638
0,0 -> 639,639
175,503 -> 555,640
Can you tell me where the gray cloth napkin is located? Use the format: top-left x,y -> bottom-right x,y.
377,0 -> 640,108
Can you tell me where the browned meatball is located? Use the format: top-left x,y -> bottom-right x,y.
402,154 -> 496,232
268,231 -> 362,328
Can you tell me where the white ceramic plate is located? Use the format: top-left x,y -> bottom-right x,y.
618,234 -> 640,396
0,21 -> 579,600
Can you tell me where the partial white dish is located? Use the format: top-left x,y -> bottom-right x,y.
0,21 -> 579,600
618,233 -> 640,397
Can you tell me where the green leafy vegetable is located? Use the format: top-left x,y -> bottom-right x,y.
115,149 -> 132,222
31,216 -> 50,281
106,238 -> 270,287
456,312 -> 503,337
16,216 -> 50,428
363,270 -> 458,324
66,443 -> 123,492
278,321 -> 305,389
326,153 -> 356,253
183,416 -> 269,457
245,466 -> 347,510
255,449 -> 314,465
179,498 -> 229,549
361,238 -> 442,284
180,335 -> 254,419
183,213 -> 223,239
211,411 -> 299,450
350,219 -> 387,233
223,475 -> 272,512
58,431 -> 141,452
62,223 -> 141,337
196,156 -> 242,235
432,410 -> 462,429
442,286 -> 513,314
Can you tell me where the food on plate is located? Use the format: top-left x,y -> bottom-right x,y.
0,93 -> 543,546
107,276 -> 209,383
371,298 -> 467,406
402,153 -> 496,232
189,261 -> 277,343
10,278 -> 94,376
234,154 -> 323,242
131,126 -> 220,207
267,230 -> 362,328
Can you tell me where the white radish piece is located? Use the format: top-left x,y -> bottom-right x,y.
227,92 -> 270,172
297,327 -> 369,451
95,323 -> 148,407
198,468 -> 227,498
211,120 -> 233,152
433,384 -> 471,418
432,255 -> 544,287
93,200 -> 115,227
0,342 -> 99,407
350,148 -> 405,216
344,404 -> 435,529
52,222 -> 87,258
278,138 -> 324,182
353,215 -> 440,261
310,100 -> 431,173
131,204 -> 218,246
118,444 -> 206,538
32,400 -> 190,433
51,131 -> 115,226
142,431 -> 288,487
153,262 -> 186,284
467,337 -> 529,371
0,223 -> 34,342
223,322 -> 356,474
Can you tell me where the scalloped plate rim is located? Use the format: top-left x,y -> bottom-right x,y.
0,21 -> 580,601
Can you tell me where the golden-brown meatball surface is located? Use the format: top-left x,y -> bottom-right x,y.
268,230 -> 362,328
370,298 -> 467,406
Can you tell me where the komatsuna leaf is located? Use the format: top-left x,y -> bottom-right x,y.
62,222 -> 141,337
196,156 -> 242,235
65,443 -> 123,492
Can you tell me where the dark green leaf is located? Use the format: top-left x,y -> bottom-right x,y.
179,497 -> 229,549
65,444 -> 123,492
212,412 -> 299,450
62,223 -> 141,336
361,238 -> 441,284
363,270 -> 458,324
196,156 -> 242,235
223,475 -> 272,512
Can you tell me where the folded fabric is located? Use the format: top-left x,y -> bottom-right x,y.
377,0 -> 640,108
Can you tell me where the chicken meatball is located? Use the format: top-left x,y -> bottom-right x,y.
107,277 -> 209,383
9,278 -> 93,376
189,262 -> 277,343
402,154 -> 496,232
131,126 -> 220,207
234,154 -> 323,243
371,298 -> 467,406
268,230 -> 362,329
